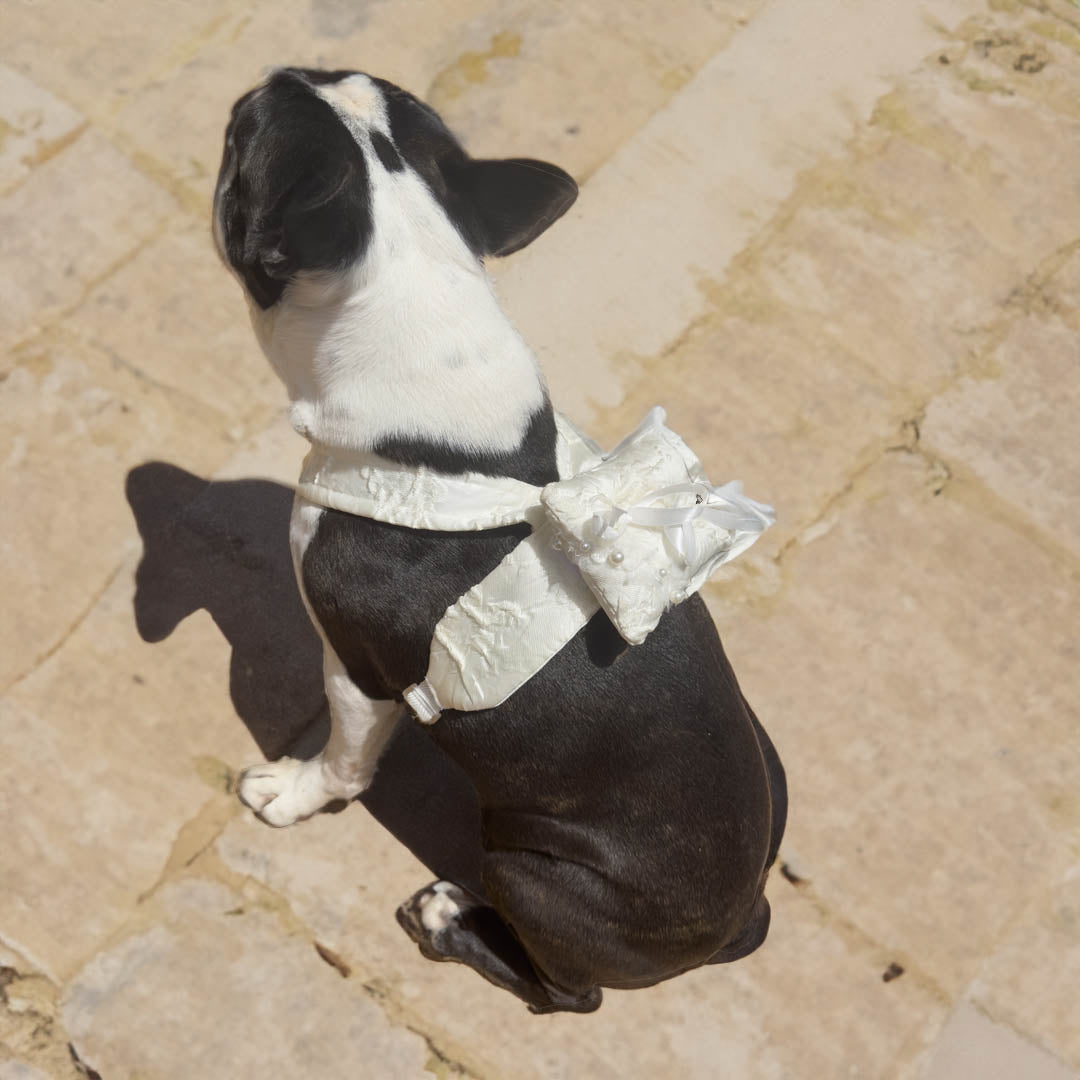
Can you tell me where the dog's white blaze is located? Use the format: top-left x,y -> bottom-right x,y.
316,74 -> 388,136
248,81 -> 545,457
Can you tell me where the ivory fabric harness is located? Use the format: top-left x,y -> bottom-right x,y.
297,408 -> 775,723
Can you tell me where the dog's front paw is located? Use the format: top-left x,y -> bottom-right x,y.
236,756 -> 354,827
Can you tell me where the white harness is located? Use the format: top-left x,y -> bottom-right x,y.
298,408 -> 774,723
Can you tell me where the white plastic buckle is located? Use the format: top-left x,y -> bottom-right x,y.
403,679 -> 442,725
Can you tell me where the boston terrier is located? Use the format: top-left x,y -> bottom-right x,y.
212,67 -> 786,1014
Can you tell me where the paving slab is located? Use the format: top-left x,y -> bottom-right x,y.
74,223 -> 281,430
1045,242 -> 1080,319
707,54 -> 1080,397
967,862 -> 1080,1070
421,0 -> 761,179
0,411 -> 329,981
0,578 -> 252,981
493,0 -> 990,424
919,1001 -> 1077,1080
100,0 -> 493,213
717,448 -> 1079,1000
1,0 -> 241,116
61,878 -> 433,1080
0,334 -> 233,689
0,128 -> 177,351
923,305 -> 1080,559
0,63 -> 84,196
217,807 -> 947,1079
583,264 -> 903,560
575,2 -> 1080,598
102,0 -> 744,219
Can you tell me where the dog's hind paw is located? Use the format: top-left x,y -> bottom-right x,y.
236,756 -> 357,827
397,881 -> 477,954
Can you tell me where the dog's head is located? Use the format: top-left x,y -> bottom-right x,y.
213,68 -> 578,309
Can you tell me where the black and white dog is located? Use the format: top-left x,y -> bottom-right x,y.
213,67 -> 786,1014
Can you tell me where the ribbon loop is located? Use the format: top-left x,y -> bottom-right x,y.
624,481 -> 773,566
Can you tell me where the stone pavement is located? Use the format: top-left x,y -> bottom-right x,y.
2,0 -> 1079,1075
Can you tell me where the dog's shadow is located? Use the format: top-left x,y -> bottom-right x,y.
125,462 -> 484,895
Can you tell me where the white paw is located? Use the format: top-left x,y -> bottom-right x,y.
236,756 -> 357,828
418,884 -> 463,933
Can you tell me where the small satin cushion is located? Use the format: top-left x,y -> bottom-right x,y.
541,408 -> 774,645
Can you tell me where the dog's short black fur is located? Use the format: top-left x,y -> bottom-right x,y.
215,68 -> 786,1013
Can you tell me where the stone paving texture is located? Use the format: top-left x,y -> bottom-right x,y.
2,0 -> 1079,1076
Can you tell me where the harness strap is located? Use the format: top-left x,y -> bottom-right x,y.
403,519 -> 600,723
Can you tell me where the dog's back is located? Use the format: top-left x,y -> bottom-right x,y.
303,503 -> 784,993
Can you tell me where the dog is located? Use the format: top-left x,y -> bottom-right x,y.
212,67 -> 786,1014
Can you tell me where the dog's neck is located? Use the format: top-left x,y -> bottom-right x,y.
247,168 -> 551,480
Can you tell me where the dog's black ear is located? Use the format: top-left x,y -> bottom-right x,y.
244,159 -> 369,282
449,158 -> 577,257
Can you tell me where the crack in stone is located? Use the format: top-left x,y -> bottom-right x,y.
770,222 -> 1080,572
884,411 -> 953,496
2,556 -> 131,694
93,337 -> 229,419
6,226 -> 173,359
357,982 -> 486,1079
0,122 -> 90,200
136,795 -> 241,905
412,1026 -> 482,1080
772,874 -> 953,1008
68,1042 -> 103,1080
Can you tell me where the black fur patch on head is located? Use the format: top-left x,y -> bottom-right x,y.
215,69 -> 372,308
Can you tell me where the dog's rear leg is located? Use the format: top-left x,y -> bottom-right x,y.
238,643 -> 399,827
397,881 -> 602,1015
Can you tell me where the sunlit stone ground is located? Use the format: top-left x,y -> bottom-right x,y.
2,1 -> 1079,1076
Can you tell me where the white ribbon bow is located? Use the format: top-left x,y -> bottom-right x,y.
541,408 -> 775,645
625,481 -> 772,566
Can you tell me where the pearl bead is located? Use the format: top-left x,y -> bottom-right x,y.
609,550 -> 625,565
671,589 -> 687,604
579,541 -> 592,554
657,568 -> 667,578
